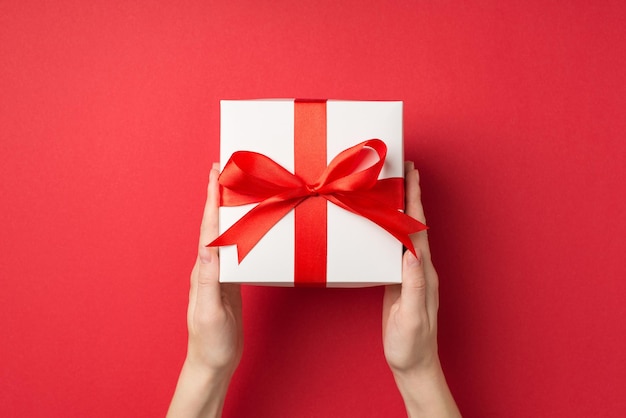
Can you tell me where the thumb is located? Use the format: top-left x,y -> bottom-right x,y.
193,245 -> 222,318
401,249 -> 428,317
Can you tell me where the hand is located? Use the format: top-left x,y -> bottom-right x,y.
382,162 -> 460,417
168,163 -> 243,418
186,162 -> 243,378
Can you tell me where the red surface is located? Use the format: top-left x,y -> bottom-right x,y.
1,1 -> 625,417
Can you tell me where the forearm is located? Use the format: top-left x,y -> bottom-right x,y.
393,361 -> 461,418
167,359 -> 232,418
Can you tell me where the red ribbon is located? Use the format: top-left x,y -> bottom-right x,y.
209,101 -> 426,286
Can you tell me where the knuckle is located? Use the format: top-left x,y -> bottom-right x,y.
196,262 -> 216,285
409,275 -> 427,291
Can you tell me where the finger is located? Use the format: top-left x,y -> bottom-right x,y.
193,165 -> 222,310
404,163 -> 426,224
405,165 -> 431,259
222,282 -> 243,319
187,261 -> 200,322
404,164 -> 439,321
199,163 -> 221,247
425,267 -> 440,328
400,249 -> 428,318
382,284 -> 401,328
196,246 -> 220,306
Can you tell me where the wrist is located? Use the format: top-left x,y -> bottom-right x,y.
392,360 -> 461,418
167,359 -> 233,418
392,358 -> 443,399
182,353 -> 236,385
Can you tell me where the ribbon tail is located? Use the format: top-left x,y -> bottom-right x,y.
368,178 -> 405,210
208,196 -> 306,263
327,194 -> 427,256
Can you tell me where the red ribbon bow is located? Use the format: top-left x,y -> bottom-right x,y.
209,139 -> 427,264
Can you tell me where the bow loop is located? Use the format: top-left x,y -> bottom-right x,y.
315,139 -> 386,194
219,151 -> 305,206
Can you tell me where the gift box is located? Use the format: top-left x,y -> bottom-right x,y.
212,99 -> 424,287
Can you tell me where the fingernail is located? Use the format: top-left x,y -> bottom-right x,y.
199,246 -> 212,264
406,250 -> 419,266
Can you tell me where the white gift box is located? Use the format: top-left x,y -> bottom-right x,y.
218,99 -> 405,287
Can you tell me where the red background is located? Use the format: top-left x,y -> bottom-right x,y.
1,1 -> 625,417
